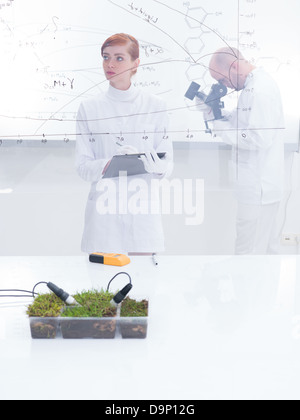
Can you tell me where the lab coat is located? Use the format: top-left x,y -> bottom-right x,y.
213,68 -> 285,205
75,84 -> 173,254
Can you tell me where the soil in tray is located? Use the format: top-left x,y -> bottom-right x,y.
119,298 -> 148,339
119,320 -> 148,339
30,319 -> 59,339
60,318 -> 117,339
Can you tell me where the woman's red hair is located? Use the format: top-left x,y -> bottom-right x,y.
101,33 -> 140,61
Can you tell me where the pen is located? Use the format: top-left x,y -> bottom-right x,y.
152,253 -> 158,266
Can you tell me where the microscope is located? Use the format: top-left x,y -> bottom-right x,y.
185,81 -> 228,134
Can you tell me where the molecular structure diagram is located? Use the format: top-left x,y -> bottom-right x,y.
183,4 -> 214,110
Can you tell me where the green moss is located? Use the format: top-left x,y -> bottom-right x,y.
27,289 -> 117,318
27,291 -> 147,319
27,293 -> 64,318
120,297 -> 148,317
61,289 -> 116,318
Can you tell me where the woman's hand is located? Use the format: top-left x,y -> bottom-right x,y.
140,149 -> 171,176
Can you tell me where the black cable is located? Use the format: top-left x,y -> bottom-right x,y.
106,272 -> 132,292
0,281 -> 48,299
31,281 -> 48,297
0,290 -> 38,298
0,289 -> 38,295
0,295 -> 36,298
0,275 -> 133,301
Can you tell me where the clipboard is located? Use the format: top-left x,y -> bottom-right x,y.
102,152 -> 166,179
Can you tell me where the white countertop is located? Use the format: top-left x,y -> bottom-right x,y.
0,255 -> 300,400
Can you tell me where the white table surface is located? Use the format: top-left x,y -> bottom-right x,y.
0,255 -> 300,401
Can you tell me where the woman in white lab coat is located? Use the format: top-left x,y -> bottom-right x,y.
75,33 -> 173,254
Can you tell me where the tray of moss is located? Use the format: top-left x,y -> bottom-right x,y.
27,293 -> 64,339
119,297 -> 149,339
27,290 -> 118,339
59,290 -> 118,339
27,290 -> 149,340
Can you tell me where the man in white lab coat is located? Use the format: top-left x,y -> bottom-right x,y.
206,47 -> 285,254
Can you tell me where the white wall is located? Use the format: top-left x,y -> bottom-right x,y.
0,143 -> 299,256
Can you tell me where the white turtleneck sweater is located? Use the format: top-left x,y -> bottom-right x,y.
76,84 -> 172,183
75,84 -> 173,254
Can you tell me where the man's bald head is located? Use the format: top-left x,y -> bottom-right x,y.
209,47 -> 255,91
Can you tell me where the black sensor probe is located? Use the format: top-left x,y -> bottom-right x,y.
47,282 -> 80,306
110,283 -> 133,307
